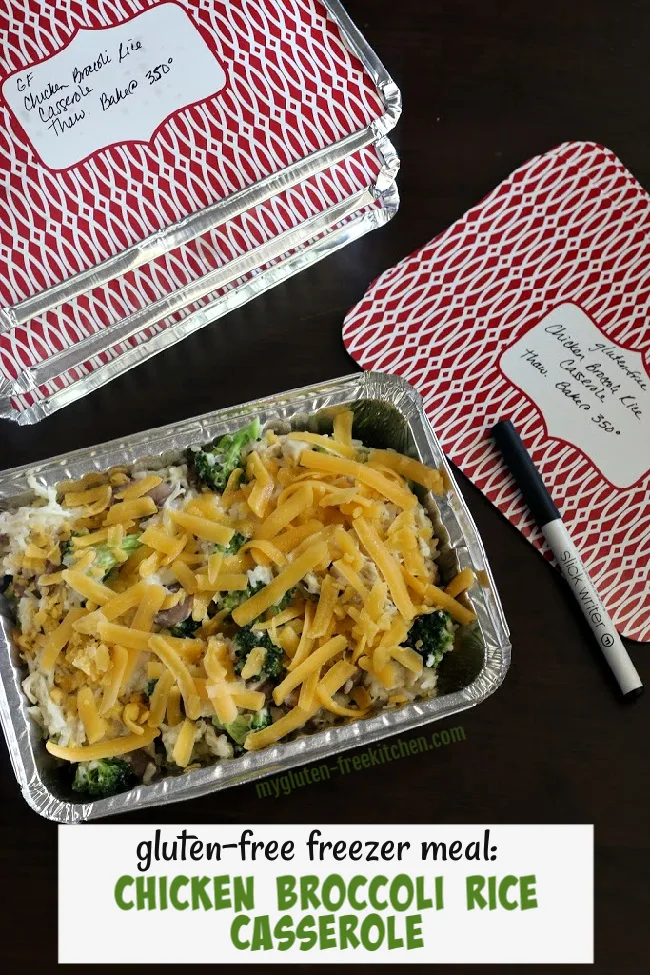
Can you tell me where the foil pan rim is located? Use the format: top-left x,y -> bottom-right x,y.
17,139 -> 400,394
1,139 -> 399,425
0,372 -> 510,820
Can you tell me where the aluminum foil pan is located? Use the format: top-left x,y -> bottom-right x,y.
0,372 -> 511,820
0,0 -> 402,425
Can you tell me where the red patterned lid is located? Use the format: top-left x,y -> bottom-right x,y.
344,142 -> 650,642
0,0 -> 385,303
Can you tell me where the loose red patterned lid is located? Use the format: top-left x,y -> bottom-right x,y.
343,141 -> 650,642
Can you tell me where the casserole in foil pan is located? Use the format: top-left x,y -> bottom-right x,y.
0,372 -> 511,821
0,0 -> 401,423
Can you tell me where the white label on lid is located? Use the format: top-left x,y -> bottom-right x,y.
2,2 -> 227,170
500,302 -> 649,489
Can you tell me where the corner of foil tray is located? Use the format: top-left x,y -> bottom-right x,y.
362,371 -> 425,418
372,137 -> 400,193
19,779 -> 87,824
321,0 -> 402,136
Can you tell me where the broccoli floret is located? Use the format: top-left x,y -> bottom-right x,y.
91,547 -> 120,577
219,591 -> 246,614
225,707 -> 272,746
91,534 -> 142,579
250,708 -> 272,731
72,758 -> 136,798
60,535 -> 81,567
217,580 -> 264,616
169,617 -> 202,639
117,533 -> 142,555
265,586 -> 297,617
190,418 -> 261,492
217,531 -> 248,556
218,581 -> 295,622
233,626 -> 285,682
146,678 -> 158,700
224,715 -> 249,745
404,610 -> 455,669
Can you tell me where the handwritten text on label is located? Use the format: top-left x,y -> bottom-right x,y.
500,302 -> 650,489
2,3 -> 226,169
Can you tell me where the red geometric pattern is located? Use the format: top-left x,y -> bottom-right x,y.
0,1 -> 391,418
343,142 -> 650,642
1,144 -> 384,408
0,0 -> 383,304
5,191 -> 387,416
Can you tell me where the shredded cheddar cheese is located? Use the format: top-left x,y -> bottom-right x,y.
3,417 -> 471,792
230,687 -> 266,710
255,485 -> 313,540
390,646 -> 424,674
104,496 -> 157,525
172,718 -> 197,767
207,552 -> 223,585
333,409 -> 354,447
77,687 -> 107,744
402,570 -> 476,625
100,581 -> 148,621
169,509 -> 234,546
240,646 -> 266,680
166,686 -> 183,727
242,705 -> 310,751
300,450 -> 416,509
100,645 -> 130,715
62,570 -> 114,606
298,668 -> 319,711
207,681 -> 238,725
286,431 -> 357,459
46,728 -> 159,762
40,607 -> 86,673
232,541 -> 328,627
272,635 -> 347,706
246,451 -> 274,518
147,670 -> 174,728
352,517 -> 415,620
116,474 -> 162,501
139,525 -> 182,557
368,449 -> 444,494
130,584 -> 166,632
445,567 -> 475,598
148,635 -> 201,720
245,658 -> 356,751
310,574 -> 341,639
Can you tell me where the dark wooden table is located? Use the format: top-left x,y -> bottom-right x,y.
1,1 -> 648,971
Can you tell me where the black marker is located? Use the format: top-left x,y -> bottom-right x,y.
492,419 -> 642,698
